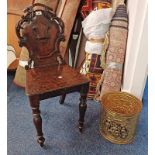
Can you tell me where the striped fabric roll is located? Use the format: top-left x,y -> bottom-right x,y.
100,4 -> 128,99
80,1 -> 112,100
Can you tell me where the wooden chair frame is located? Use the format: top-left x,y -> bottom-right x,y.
16,3 -> 89,147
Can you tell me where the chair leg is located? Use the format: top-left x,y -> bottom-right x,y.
29,95 -> 45,147
79,83 -> 89,133
59,93 -> 66,104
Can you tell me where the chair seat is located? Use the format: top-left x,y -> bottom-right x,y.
26,65 -> 89,96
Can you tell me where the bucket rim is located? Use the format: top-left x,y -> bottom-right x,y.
101,91 -> 142,117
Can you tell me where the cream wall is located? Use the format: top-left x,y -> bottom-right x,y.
122,0 -> 148,99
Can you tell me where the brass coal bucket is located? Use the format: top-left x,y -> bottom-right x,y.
100,92 -> 142,144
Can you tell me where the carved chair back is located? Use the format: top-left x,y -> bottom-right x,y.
16,3 -> 65,69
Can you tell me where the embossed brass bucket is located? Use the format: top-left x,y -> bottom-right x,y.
100,92 -> 142,144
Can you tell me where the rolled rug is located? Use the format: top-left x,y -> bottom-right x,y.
80,1 -> 113,100
112,0 -> 125,12
100,4 -> 128,99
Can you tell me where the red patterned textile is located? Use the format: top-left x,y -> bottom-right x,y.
81,0 -> 93,18
81,0 -> 112,18
80,53 -> 104,99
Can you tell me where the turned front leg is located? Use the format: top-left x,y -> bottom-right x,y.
79,83 -> 89,132
29,95 -> 45,147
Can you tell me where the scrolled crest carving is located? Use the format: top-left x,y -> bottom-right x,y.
16,3 -> 65,68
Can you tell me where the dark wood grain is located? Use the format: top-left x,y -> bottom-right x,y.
79,83 -> 89,132
26,65 -> 89,95
59,93 -> 66,104
16,4 -> 90,146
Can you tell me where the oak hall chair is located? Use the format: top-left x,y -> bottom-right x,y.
16,3 -> 90,147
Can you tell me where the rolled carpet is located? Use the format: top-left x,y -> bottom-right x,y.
80,0 -> 113,100
100,4 -> 128,99
112,0 -> 125,12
